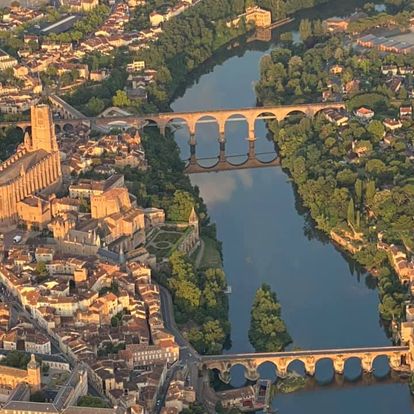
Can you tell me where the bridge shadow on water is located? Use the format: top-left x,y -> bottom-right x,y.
181,136 -> 280,174
184,152 -> 280,174
210,367 -> 409,396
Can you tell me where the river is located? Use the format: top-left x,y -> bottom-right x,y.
170,3 -> 414,413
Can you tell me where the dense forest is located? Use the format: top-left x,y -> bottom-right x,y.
255,31 -> 414,322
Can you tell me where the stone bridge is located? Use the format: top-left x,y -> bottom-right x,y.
92,101 -> 345,139
0,101 -> 344,173
0,101 -> 345,135
200,346 -> 410,383
48,94 -> 86,120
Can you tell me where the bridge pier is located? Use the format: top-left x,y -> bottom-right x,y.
189,146 -> 197,165
389,355 -> 402,370
333,357 -> 345,375
219,141 -> 226,163
217,119 -> 226,140
219,131 -> 225,143
248,140 -> 256,160
189,133 -> 196,146
188,122 -> 196,138
245,365 -> 260,382
159,122 -> 167,136
219,370 -> 231,384
304,357 -> 316,376
277,360 -> 288,379
361,355 -> 373,373
305,365 -> 316,376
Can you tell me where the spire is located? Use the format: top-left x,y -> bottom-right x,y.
188,207 -> 197,224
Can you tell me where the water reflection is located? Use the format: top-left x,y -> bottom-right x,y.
191,170 -> 254,206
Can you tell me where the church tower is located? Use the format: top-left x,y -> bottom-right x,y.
27,354 -> 41,392
188,207 -> 199,237
29,105 -> 58,153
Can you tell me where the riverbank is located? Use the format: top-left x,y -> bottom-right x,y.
254,23 -> 411,326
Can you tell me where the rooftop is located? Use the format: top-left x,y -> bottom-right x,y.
0,149 -> 48,185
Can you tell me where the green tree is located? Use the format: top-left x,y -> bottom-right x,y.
78,396 -> 108,408
366,180 -> 376,206
248,284 -> 291,352
299,19 -> 312,42
367,120 -> 385,142
112,90 -> 130,107
347,198 -> 355,227
1,351 -> 30,369
86,97 -> 105,116
35,262 -> 48,278
355,179 -> 363,205
168,190 -> 195,222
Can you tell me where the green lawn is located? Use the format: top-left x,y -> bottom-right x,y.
154,231 -> 183,244
200,236 -> 222,269
147,245 -> 171,258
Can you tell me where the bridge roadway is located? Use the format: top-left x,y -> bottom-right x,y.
201,346 -> 410,361
200,345 -> 411,383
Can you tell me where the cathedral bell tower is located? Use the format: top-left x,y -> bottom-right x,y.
27,354 -> 41,392
28,105 -> 58,153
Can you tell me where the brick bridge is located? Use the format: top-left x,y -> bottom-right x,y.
0,101 -> 345,173
200,346 -> 411,383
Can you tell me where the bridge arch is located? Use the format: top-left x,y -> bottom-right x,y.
257,360 -> 278,381
314,357 -> 335,384
283,110 -> 309,123
372,354 -> 391,378
194,114 -> 221,134
287,359 -> 306,376
344,356 -> 363,380
63,123 -> 74,133
253,111 -> 278,162
314,105 -> 346,119
224,113 -> 249,129
8,125 -> 25,137
223,113 -> 250,159
142,118 -> 161,129
166,117 -> 192,161
228,363 -> 251,387
254,111 -> 279,124
165,117 -> 192,135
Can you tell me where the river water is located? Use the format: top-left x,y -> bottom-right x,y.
170,4 -> 414,413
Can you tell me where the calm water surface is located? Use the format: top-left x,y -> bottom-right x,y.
170,5 -> 414,414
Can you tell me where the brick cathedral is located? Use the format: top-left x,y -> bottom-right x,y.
0,105 -> 62,222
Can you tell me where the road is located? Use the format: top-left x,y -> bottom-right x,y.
159,285 -> 200,363
194,239 -> 205,269
158,286 -> 207,407
200,346 -> 410,362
